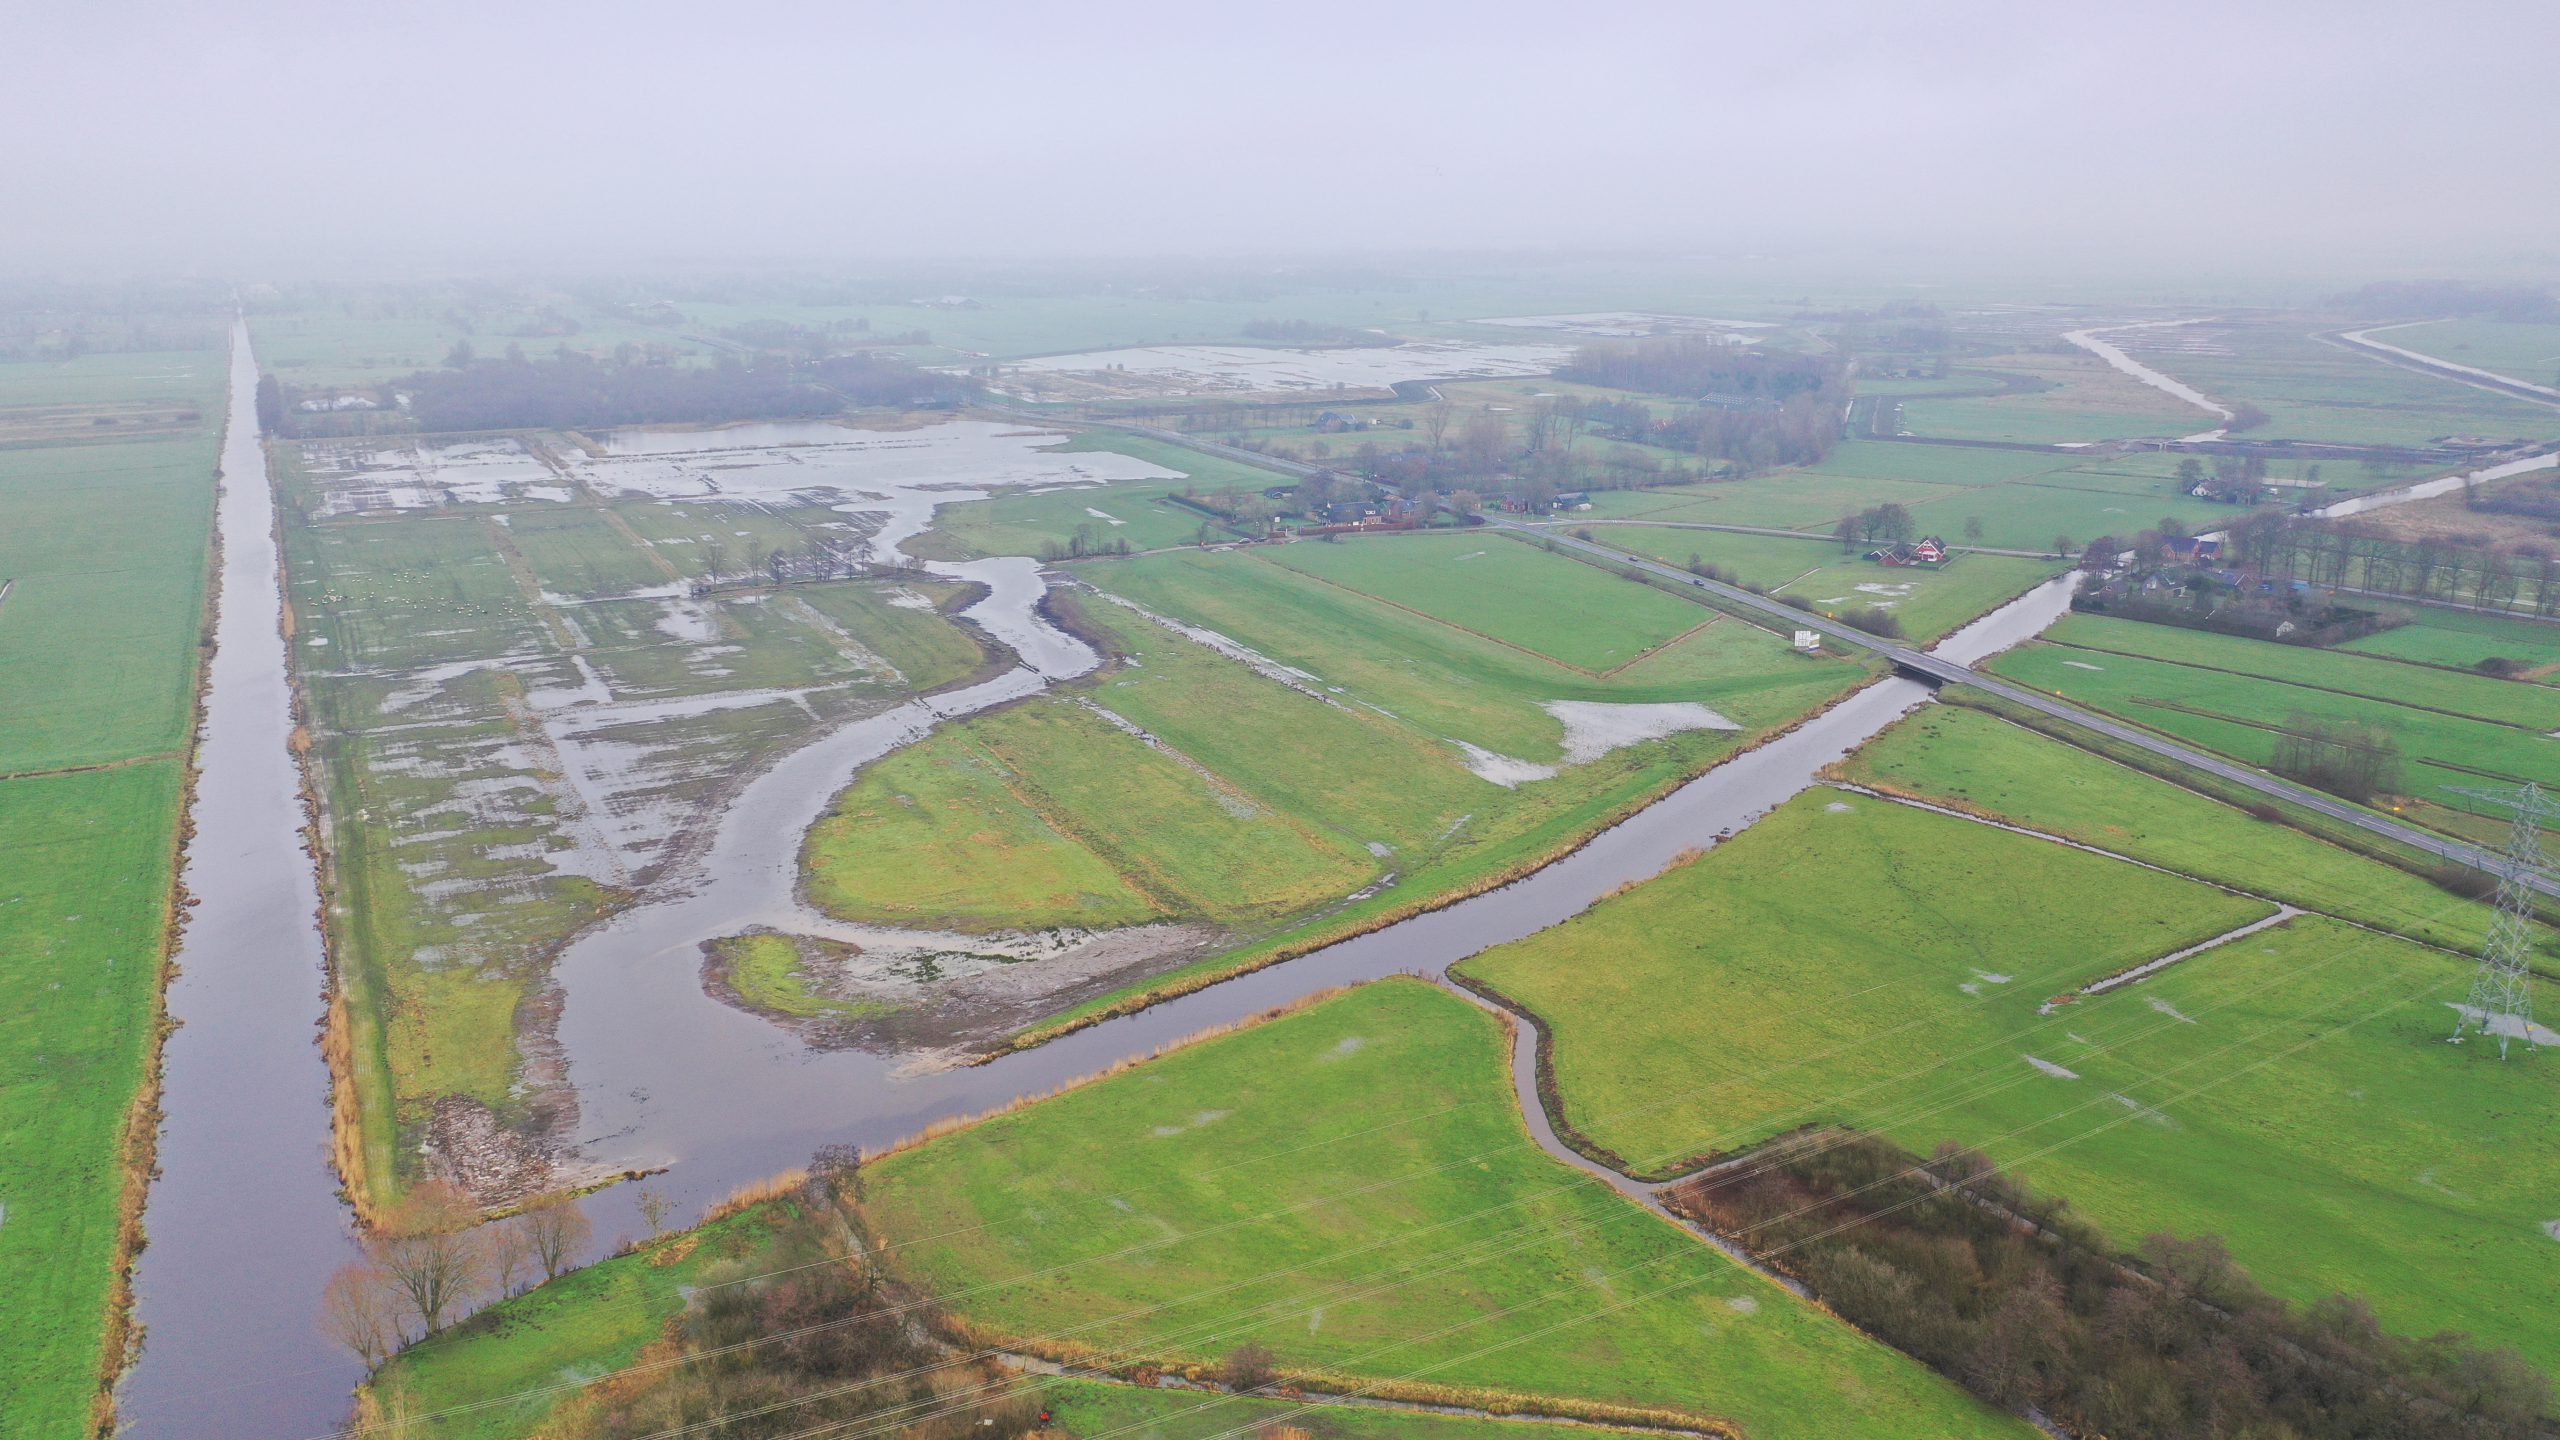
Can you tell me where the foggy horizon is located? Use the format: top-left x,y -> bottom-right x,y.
11,0 -> 2560,280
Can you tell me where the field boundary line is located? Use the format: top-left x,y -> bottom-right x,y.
0,750 -> 186,784
1239,546 -> 1618,679
2040,636 -> 2559,734
590,502 -> 690,585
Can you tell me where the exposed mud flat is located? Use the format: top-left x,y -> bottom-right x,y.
703,922 -> 1223,1056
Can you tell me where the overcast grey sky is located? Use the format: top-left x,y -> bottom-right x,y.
8,0 -> 2557,276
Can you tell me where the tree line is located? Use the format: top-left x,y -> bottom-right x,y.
359,1167 -> 1052,1439
2223,510 -> 2560,617
1668,1132 -> 2549,1440
323,1182 -> 599,1367
269,346 -> 978,437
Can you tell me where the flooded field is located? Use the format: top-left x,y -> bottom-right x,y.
975,339 -> 1571,401
1473,311 -> 1776,338
283,418 -> 1183,1206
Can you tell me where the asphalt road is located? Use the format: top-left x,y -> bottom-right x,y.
1499,518 -> 2556,898
998,402 -> 2550,899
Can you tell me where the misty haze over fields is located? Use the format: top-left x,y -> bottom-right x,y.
8,0 -> 2560,276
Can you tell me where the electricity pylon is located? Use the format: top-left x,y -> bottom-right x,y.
2445,782 -> 2557,1058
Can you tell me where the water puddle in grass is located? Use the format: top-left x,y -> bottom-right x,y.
134,406 -> 2083,1433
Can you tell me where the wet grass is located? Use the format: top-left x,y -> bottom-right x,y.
2339,605 -> 2560,679
295,514 -> 555,670
905,432 -> 1283,560
1030,1377 -> 1629,1440
1570,472 -> 1968,530
0,436 -> 219,774
1861,916 -> 2560,1374
807,733 -> 1167,934
1842,705 -> 2501,954
809,580 -> 1857,994
1253,530 -> 1715,671
816,678 -> 1379,932
493,507 -> 678,598
865,980 -> 2030,1440
2372,319 -> 2560,388
2135,322 -> 2560,447
0,762 -> 187,1437
1892,349 -> 2203,444
1987,618 -> 2560,835
706,933 -> 887,1021
2040,613 -> 2557,727
1091,538 -> 1855,761
0,348 -> 221,1435
362,1203 -> 785,1440
1585,527 -> 2060,642
279,474 -> 999,1207
1459,791 -> 2272,1176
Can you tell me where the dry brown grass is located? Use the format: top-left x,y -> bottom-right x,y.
961,1320 -> 1739,1437
700,1169 -> 811,1225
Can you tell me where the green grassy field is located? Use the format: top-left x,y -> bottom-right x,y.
1891,350 -> 2203,445
0,347 -> 222,1437
808,573 -> 1855,965
1572,472 -> 1970,530
0,436 -> 218,775
2040,613 -> 2558,728
705,932 -> 886,1022
2339,604 -> 2560,679
1254,530 -> 1716,671
1459,791 -> 2272,1175
0,763 -> 188,1434
811,685 -> 1377,934
1092,535 -> 1855,759
865,980 -> 2030,1439
2350,319 -> 2560,392
1842,705 -> 2501,953
363,1201 -> 792,1440
2133,322 -> 2560,447
1987,616 -> 2560,833
1584,526 -> 2061,641
1454,771 -> 2560,1369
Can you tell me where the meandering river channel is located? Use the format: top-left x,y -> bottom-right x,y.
123,331 -> 2081,1436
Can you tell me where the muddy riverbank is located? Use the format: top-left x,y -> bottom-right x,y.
131,418 -> 2082,1434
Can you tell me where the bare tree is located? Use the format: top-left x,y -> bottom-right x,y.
637,1187 -> 675,1237
1423,400 -> 1455,451
368,1181 -> 486,1335
321,1261 -> 405,1369
488,1214 -> 537,1299
521,1194 -> 593,1283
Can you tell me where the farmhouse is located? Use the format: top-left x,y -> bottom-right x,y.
2161,535 -> 2223,564
1868,535 -> 1951,567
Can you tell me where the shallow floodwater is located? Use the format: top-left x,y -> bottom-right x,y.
555,571 -> 2078,1203
132,410 -> 2074,1433
2061,320 -> 2232,436
982,340 -> 1571,398
118,323 -> 363,1436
